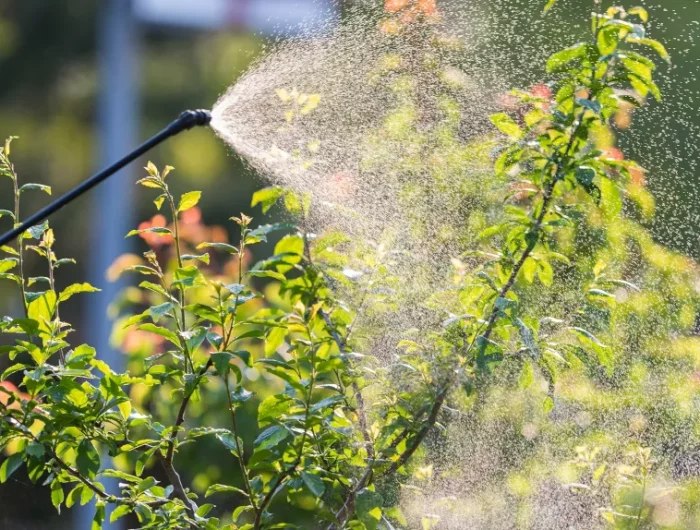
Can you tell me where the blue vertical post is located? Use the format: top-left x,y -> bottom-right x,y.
78,0 -> 137,528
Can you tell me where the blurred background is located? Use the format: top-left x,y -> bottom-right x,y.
0,0 -> 698,528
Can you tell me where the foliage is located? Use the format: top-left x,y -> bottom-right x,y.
0,2 -> 695,530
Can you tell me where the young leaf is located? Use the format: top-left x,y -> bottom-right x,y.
19,183 -> 52,195
197,242 -> 239,254
254,425 -> 290,450
137,323 -> 181,347
251,186 -> 285,214
546,43 -> 587,72
0,453 -> 23,483
178,191 -> 202,213
76,439 -> 100,479
110,505 -> 132,523
301,471 -> 325,497
206,484 -> 247,497
490,113 -> 523,140
59,283 -> 101,303
543,0 -> 559,12
51,479 -> 64,513
126,227 -> 172,238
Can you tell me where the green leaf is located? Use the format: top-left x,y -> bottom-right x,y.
1,245 -> 19,256
149,302 -> 175,322
186,303 -> 222,324
494,297 -> 516,311
356,489 -> 383,530
118,400 -> 132,421
311,394 -> 345,413
518,361 -> 534,389
20,183 -> 51,195
59,282 -> 101,303
178,191 -> 202,213
197,242 -> 239,254
172,266 -> 205,288
51,479 -> 64,513
251,186 -> 285,214
628,37 -> 670,62
543,0 -> 559,12
301,471 -> 325,497
490,113 -> 523,139
27,290 -> 57,334
196,504 -> 215,517
133,503 -> 153,523
26,442 -> 45,458
576,98 -> 601,114
137,176 -> 163,189
137,476 -> 158,494
65,485 -> 83,509
622,57 -> 653,83
543,396 -> 555,414
514,318 -> 539,356
92,504 -> 106,530
206,484 -> 247,498
570,327 -> 612,370
599,178 -> 622,218
597,24 -> 621,55
126,227 -> 172,238
25,221 -> 49,240
216,433 -> 242,455
137,323 -> 181,347
254,425 -> 290,450
0,209 -> 15,221
153,194 -> 166,210
546,43 -> 587,72
210,353 -> 231,377
628,6 -> 648,23
230,386 -> 253,403
3,136 -> 18,158
76,439 -> 101,478
110,505 -> 132,523
258,395 -> 291,425
0,453 -> 23,483
0,258 -> 17,274
182,253 -> 210,265
247,270 -> 286,282
570,327 -> 606,347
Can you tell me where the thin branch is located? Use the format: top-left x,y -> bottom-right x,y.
161,359 -> 213,512
0,404 -> 172,510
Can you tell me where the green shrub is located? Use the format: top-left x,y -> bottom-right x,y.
0,2 -> 689,529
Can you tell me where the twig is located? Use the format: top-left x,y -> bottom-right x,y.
161,359 -> 213,512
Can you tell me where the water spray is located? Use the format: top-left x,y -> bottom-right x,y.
0,109 -> 212,248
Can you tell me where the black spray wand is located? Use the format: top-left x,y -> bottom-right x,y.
0,109 -> 212,248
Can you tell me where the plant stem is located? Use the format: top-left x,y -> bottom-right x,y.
224,376 -> 258,513
10,164 -> 29,320
634,475 -> 647,530
161,359 -> 212,512
165,187 -> 193,373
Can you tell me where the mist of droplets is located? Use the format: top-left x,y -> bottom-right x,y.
210,0 -> 700,527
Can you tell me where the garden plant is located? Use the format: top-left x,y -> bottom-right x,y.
1,1 -> 697,529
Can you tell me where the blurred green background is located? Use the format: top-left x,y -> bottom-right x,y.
0,0 -> 698,528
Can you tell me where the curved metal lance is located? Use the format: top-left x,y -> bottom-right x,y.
0,109 -> 212,248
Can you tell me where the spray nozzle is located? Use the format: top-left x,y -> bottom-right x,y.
175,109 -> 213,131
